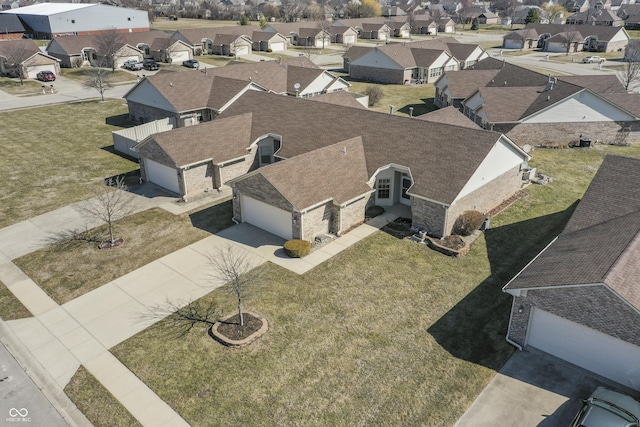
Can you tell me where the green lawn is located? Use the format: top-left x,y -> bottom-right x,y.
0,100 -> 138,228
14,201 -> 233,305
106,145 -> 640,426
0,280 -> 32,320
61,68 -> 138,83
64,366 -> 142,427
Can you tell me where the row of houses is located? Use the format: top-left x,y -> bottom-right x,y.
343,38 -> 489,84
502,23 -> 630,53
434,57 -> 640,147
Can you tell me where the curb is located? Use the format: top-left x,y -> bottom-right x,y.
0,319 -> 92,427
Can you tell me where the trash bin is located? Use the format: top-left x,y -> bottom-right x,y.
579,136 -> 592,147
481,217 -> 491,231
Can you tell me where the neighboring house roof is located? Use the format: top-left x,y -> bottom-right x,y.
1,3 -> 92,15
602,93 -> 640,117
252,137 -> 373,210
298,27 -> 328,38
217,90 -> 512,205
0,13 -> 24,33
475,86 -> 550,122
567,8 -> 623,24
504,155 -> 640,313
46,30 -> 170,56
504,29 -> 539,41
362,23 -> 390,32
557,75 -> 626,94
545,31 -> 585,44
417,106 -> 480,128
142,113 -> 254,167
441,69 -> 500,98
0,38 -> 40,58
308,90 -> 367,109
343,45 -> 372,61
523,23 -> 627,42
251,30 -> 285,42
173,26 -> 260,45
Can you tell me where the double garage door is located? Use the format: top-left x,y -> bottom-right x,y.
171,50 -> 190,63
235,45 -> 250,56
270,42 -> 285,52
241,196 -> 292,240
145,159 -> 180,194
28,64 -> 56,79
527,308 -> 640,390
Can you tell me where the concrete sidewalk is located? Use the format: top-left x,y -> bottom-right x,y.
0,201 -> 404,426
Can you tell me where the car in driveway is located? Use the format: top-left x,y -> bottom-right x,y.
123,60 -> 144,71
143,60 -> 159,71
182,59 -> 199,69
36,71 -> 56,82
570,387 -> 640,427
583,55 -> 603,63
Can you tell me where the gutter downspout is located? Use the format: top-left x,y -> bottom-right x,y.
442,205 -> 449,237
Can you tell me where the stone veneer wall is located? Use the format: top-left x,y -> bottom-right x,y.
301,203 -> 332,241
446,165 -> 523,234
499,122 -> 640,147
182,163 -> 214,196
337,196 -> 369,234
507,286 -> 640,348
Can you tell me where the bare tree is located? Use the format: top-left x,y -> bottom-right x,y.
0,41 -> 33,85
208,244 -> 262,326
562,27 -> 582,56
619,41 -> 640,91
80,176 -> 134,246
82,64 -> 114,101
94,27 -> 125,72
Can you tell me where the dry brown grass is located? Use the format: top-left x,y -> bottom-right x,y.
0,279 -> 32,320
64,366 -> 142,427
0,100 -> 138,228
14,201 -> 233,305
0,78 -> 45,95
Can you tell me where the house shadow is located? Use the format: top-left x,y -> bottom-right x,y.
397,98 -> 436,116
105,113 -> 135,128
100,145 -> 139,162
188,200 -> 235,235
426,202 -> 579,370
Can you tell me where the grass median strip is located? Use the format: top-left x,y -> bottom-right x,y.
0,280 -> 32,320
64,366 -> 142,427
14,200 -> 233,305
109,146 -> 640,426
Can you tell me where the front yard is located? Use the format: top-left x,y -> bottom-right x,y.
93,145 -> 640,425
0,100 -> 138,228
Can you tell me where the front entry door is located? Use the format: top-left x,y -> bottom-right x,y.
400,176 -> 411,205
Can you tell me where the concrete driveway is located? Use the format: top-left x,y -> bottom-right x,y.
454,347 -> 639,427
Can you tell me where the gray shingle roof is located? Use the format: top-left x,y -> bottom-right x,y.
0,13 -> 24,33
522,23 -> 626,42
505,155 -> 640,312
417,106 -> 480,128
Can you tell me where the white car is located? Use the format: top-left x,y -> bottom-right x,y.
583,55 -> 603,63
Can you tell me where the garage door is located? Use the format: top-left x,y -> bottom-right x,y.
343,35 -> 356,45
270,42 -> 285,52
171,50 -> 190,63
116,55 -> 139,68
28,64 -> 55,79
241,196 -> 292,240
235,45 -> 249,56
527,307 -> 640,390
145,159 -> 180,194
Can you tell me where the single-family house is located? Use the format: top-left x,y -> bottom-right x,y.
251,31 -> 288,52
205,33 -> 252,57
136,90 -> 530,241
0,13 -> 24,39
171,26 -> 260,55
293,28 -> 332,48
382,5 -> 407,17
502,28 -> 539,50
412,17 -> 439,35
342,45 -> 372,72
152,39 -> 193,63
330,26 -> 358,46
566,8 -> 623,26
387,21 -> 412,38
543,31 -> 585,53
437,17 -> 457,33
458,6 -> 499,24
503,154 -> 640,391
0,39 -> 60,78
360,23 -> 391,41
514,23 -> 629,52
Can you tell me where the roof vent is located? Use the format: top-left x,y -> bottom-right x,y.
169,82 -> 173,87
504,81 -> 507,86
547,95 -> 550,101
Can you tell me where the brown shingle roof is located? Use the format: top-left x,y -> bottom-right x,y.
477,86 -> 544,122
602,93 -> 640,116
258,137 -> 372,210
146,113 -> 253,167
417,106 -> 480,128
308,91 -> 367,109
0,39 -> 40,57
443,69 -> 501,99
173,26 -> 260,45
47,31 -> 169,55
523,23 -> 626,42
218,91 -> 506,204
558,75 -> 626,94
286,66 -> 324,93
343,45 -> 373,60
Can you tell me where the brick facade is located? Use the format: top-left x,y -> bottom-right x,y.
499,121 -> 640,147
128,100 -> 179,124
446,165 -> 523,233
302,203 -> 332,241
336,196 -> 369,234
411,198 -> 447,236
349,64 -> 408,84
182,163 -> 214,196
507,286 -> 640,348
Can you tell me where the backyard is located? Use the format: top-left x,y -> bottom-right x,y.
64,145 -> 637,425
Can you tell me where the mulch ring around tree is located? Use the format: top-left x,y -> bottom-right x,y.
98,238 -> 124,250
210,311 -> 268,347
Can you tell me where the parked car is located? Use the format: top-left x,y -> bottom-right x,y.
36,71 -> 56,82
143,60 -> 159,71
583,55 -> 603,63
123,60 -> 144,71
182,59 -> 199,69
570,387 -> 640,427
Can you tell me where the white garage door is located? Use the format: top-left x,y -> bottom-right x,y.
527,307 -> 640,390
235,45 -> 249,56
171,50 -> 190,63
241,196 -> 292,240
270,42 -> 285,52
145,159 -> 180,194
343,35 -> 356,45
28,64 -> 55,79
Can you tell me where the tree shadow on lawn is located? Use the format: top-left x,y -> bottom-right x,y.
427,202 -> 578,370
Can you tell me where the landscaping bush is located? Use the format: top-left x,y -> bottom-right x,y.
364,86 -> 383,107
453,210 -> 485,236
283,240 -> 311,258
365,205 -> 385,218
267,48 -> 273,53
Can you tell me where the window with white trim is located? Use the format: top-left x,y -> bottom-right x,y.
377,178 -> 390,199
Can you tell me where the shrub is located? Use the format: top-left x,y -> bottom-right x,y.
283,240 -> 311,258
363,85 -> 383,107
453,210 -> 485,236
365,205 -> 385,218
267,48 -> 273,53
